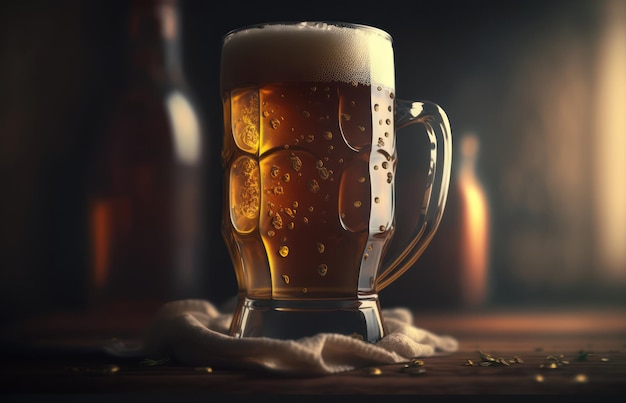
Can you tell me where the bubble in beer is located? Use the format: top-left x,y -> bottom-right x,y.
318,264 -> 328,276
278,245 -> 289,257
282,274 -> 290,284
229,156 -> 259,233
230,88 -> 259,154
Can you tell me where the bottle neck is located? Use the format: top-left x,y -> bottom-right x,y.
126,0 -> 184,87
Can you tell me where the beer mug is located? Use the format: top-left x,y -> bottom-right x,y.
220,21 -> 452,342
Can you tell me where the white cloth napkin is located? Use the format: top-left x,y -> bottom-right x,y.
105,299 -> 458,375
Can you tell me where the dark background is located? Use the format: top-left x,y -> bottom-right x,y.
1,0 -> 625,326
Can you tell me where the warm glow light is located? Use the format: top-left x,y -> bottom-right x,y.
595,0 -> 626,280
166,91 -> 202,165
459,134 -> 490,308
90,200 -> 111,289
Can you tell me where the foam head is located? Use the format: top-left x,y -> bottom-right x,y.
220,22 -> 395,91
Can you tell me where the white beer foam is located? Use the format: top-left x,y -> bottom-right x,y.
221,22 -> 395,90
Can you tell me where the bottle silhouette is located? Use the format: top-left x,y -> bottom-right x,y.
85,0 -> 207,313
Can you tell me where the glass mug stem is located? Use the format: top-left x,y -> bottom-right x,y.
220,22 -> 452,342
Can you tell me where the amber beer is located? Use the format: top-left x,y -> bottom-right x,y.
220,22 -> 451,341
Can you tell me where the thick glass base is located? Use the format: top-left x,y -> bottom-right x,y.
229,296 -> 386,343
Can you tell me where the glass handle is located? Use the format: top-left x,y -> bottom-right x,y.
376,100 -> 453,291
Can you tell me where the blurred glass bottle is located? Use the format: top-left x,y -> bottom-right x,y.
86,0 -> 207,311
381,133 -> 490,311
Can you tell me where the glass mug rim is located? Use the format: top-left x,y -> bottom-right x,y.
222,21 -> 393,43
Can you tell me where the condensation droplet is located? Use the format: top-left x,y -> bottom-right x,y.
270,118 -> 280,129
323,131 -> 333,140
278,245 -> 289,257
358,177 -> 365,183
374,197 -> 380,203
282,274 -> 290,284
378,138 -> 385,147
267,230 -> 275,237
382,161 -> 388,169
287,222 -> 295,230
308,180 -> 320,193
306,134 -> 315,142
284,208 -> 295,218
342,113 -> 351,121
317,243 -> 325,253
318,167 -> 330,180
318,264 -> 328,276
353,201 -> 362,208
289,153 -> 302,171
302,288 -> 308,293
272,213 -> 283,229
282,173 -> 291,182
302,110 -> 311,118
374,104 -> 379,112
270,165 -> 280,177
379,225 -> 386,232
363,254 -> 369,261
358,126 -> 365,132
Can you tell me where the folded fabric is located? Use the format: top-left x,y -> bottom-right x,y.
105,299 -> 458,375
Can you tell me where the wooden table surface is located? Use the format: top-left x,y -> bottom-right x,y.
1,304 -> 625,398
